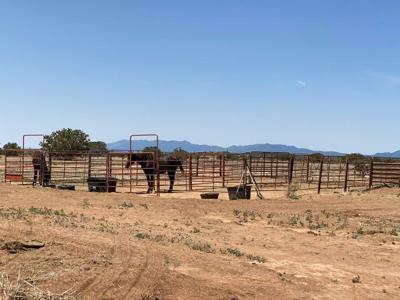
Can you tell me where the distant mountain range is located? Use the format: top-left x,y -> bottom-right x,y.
373,150 -> 400,158
107,139 -> 346,156
107,139 -> 400,158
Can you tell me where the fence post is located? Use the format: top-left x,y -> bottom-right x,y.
196,155 -> 199,176
39,151 -> 44,186
88,153 -> 92,178
4,152 -> 7,182
189,155 -> 193,191
219,154 -> 223,177
48,152 -> 52,184
317,157 -> 324,194
105,153 -> 110,192
368,159 -> 374,189
288,155 -> 294,184
306,155 -> 310,183
156,151 -> 160,195
221,154 -> 225,188
344,159 -> 349,192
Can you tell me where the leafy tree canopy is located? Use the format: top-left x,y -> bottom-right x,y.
88,141 -> 108,152
41,128 -> 91,152
309,153 -> 323,162
345,153 -> 366,162
172,147 -> 189,159
142,146 -> 163,157
2,142 -> 21,155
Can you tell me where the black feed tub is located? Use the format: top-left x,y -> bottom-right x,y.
227,185 -> 251,200
87,177 -> 117,193
200,192 -> 219,199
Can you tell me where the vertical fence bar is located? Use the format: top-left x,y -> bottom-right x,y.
317,158 -> 324,194
189,155 -> 193,191
40,151 -> 44,186
288,155 -> 294,184
105,153 -> 110,192
63,159 -> 66,181
219,154 -> 223,177
306,155 -> 310,183
212,155 -> 215,191
344,159 -> 349,192
196,155 -> 199,176
4,152 -> 7,182
88,153 -> 92,178
221,154 -> 225,188
263,152 -> 266,177
270,153 -> 273,178
368,159 -> 374,189
326,157 -> 331,188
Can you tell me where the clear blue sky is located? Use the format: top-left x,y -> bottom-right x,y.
1,0 -> 399,154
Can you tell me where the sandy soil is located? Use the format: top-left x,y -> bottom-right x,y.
0,183 -> 400,299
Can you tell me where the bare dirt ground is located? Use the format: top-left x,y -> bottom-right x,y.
0,183 -> 400,299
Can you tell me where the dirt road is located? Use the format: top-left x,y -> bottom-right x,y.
0,183 -> 399,299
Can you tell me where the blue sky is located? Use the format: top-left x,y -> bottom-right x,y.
1,0 -> 399,153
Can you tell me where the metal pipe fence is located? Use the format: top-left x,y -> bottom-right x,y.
4,149 -> 400,194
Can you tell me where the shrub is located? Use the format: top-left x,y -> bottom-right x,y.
2,142 -> 21,156
89,141 -> 108,152
41,128 -> 91,152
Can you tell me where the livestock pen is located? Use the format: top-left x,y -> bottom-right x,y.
4,149 -> 400,195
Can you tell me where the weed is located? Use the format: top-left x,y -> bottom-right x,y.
246,254 -> 266,263
119,201 -> 134,209
288,214 -> 301,226
224,248 -> 244,257
189,241 -> 214,253
233,209 -> 241,217
136,232 -> 151,240
82,199 -> 92,208
140,203 -> 149,210
287,183 -> 300,200
328,230 -> 336,236
191,227 -> 200,233
0,269 -> 76,300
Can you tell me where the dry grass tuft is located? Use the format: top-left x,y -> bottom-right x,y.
0,269 -> 76,300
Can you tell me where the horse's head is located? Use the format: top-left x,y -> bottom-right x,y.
125,153 -> 135,168
125,152 -> 151,168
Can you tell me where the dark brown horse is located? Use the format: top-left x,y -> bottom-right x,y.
125,152 -> 184,193
32,151 -> 51,186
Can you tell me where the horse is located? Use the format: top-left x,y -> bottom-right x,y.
125,152 -> 184,193
32,151 -> 51,186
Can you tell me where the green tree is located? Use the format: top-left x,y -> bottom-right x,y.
345,153 -> 369,177
41,128 -> 90,152
309,153 -> 323,162
142,146 -> 163,157
89,141 -> 108,152
345,153 -> 366,162
172,147 -> 189,159
2,142 -> 21,155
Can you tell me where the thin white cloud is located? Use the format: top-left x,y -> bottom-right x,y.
296,80 -> 306,87
385,75 -> 400,87
365,71 -> 400,88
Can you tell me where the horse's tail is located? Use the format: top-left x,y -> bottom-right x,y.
177,159 -> 185,175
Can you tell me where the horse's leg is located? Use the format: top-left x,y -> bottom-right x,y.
144,173 -> 152,193
149,173 -> 155,193
167,170 -> 176,193
33,167 -> 38,186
